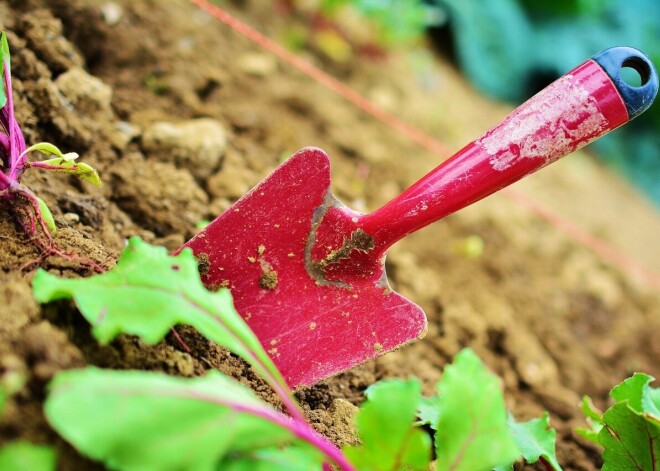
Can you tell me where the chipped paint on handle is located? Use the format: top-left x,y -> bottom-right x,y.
478,71 -> 611,171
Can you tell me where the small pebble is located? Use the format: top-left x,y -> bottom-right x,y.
101,2 -> 123,25
63,212 -> 80,224
237,52 -> 277,77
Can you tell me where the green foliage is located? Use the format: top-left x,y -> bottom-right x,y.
32,237 -> 289,395
23,142 -> 73,160
35,240 -> 564,471
45,368 -> 323,471
195,219 -> 211,230
419,349 -> 561,470
219,446 -> 325,471
610,372 -> 655,413
0,33 -> 100,240
519,0 -> 612,16
319,0 -> 441,46
36,158 -> 101,186
599,373 -> 660,470
578,373 -> 660,469
343,379 -> 431,471
575,396 -> 603,444
26,142 -> 101,186
35,238 -> 347,471
432,349 -> 520,470
36,196 -> 57,235
0,385 -> 56,471
0,31 -> 9,109
441,0 -> 533,102
501,413 -> 562,471
0,441 -> 56,471
416,394 -> 441,429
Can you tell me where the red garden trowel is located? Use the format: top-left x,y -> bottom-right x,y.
180,47 -> 658,388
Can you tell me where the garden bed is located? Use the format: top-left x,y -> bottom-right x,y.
1,0 -> 659,469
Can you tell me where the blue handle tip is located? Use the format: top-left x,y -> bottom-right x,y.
592,46 -> 659,120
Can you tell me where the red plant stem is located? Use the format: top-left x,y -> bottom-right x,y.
540,457 -> 554,471
186,289 -> 306,422
188,390 -> 356,471
4,63 -> 16,171
169,327 -> 192,353
28,162 -> 63,170
8,121 -> 25,180
0,131 -> 9,152
17,187 -> 54,236
247,348 -> 306,424
0,169 -> 13,190
28,162 -> 74,172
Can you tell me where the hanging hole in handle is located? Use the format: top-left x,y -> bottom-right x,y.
592,46 -> 658,120
621,56 -> 651,87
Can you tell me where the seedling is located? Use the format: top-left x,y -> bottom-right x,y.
0,32 -> 100,259
34,239 -> 562,470
578,373 -> 660,470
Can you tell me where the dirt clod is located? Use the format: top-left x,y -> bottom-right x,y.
259,270 -> 278,290
195,253 -> 210,277
142,119 -> 228,181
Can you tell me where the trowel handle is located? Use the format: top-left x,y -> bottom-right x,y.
362,46 -> 658,251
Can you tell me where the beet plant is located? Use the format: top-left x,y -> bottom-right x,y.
32,238 -> 563,471
0,32 -> 100,250
578,374 -> 660,470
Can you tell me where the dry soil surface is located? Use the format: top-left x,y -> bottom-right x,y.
0,1 -> 659,470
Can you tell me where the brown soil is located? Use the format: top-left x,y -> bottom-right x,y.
1,1 -> 659,470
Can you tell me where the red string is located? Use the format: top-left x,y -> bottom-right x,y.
505,188 -> 660,291
190,0 -> 660,292
190,0 -> 448,157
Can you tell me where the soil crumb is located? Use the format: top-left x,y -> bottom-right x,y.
320,228 -> 375,267
195,253 -> 210,277
259,271 -> 278,290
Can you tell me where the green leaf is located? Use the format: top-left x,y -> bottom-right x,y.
0,31 -> 10,109
34,157 -> 101,186
32,237 -> 288,396
597,373 -> 660,470
343,378 -> 431,471
575,395 -> 603,445
219,446 -> 323,471
599,402 -> 660,470
69,162 -> 101,186
442,0 -> 534,102
611,373 -> 660,416
433,349 -> 520,471
23,142 -> 72,160
506,413 -> 562,470
36,196 -> 57,235
0,441 -> 56,471
0,388 -> 5,413
416,394 -> 441,430
649,387 -> 660,416
610,373 -> 652,413
45,368 -> 323,471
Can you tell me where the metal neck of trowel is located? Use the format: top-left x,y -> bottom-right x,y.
311,47 -> 657,284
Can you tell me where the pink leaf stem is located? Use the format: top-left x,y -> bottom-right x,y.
186,390 -> 357,471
